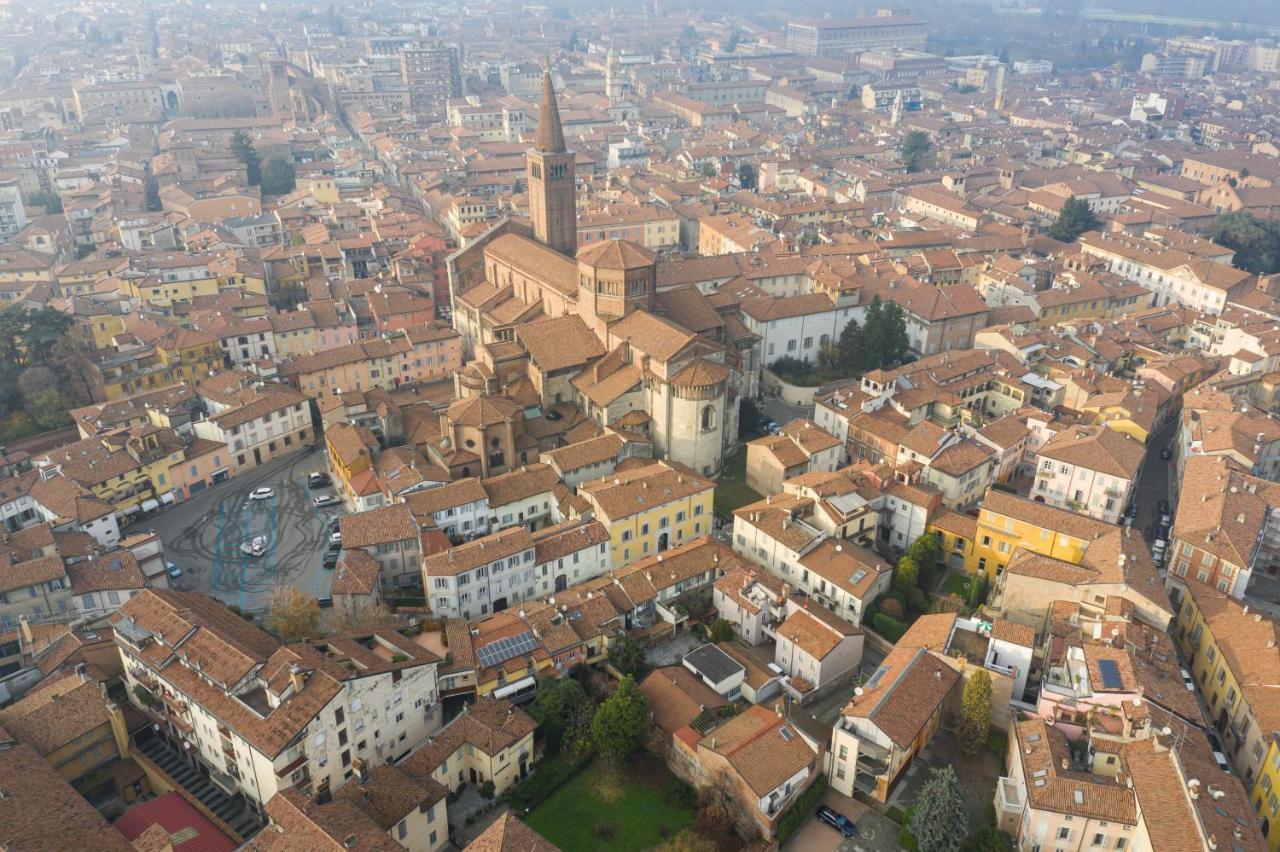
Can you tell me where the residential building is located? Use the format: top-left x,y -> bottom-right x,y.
578,461 -> 714,568
398,697 -> 535,795
116,589 -> 442,812
1032,425 -> 1145,524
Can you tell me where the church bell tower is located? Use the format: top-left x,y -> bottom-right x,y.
527,64 -> 577,257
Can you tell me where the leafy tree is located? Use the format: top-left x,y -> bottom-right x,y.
962,826 -> 1014,851
908,766 -> 969,852
708,618 -> 735,642
1212,211 -> 1280,275
966,574 -> 990,609
25,190 -> 61,213
900,130 -> 933,173
144,176 -> 161,211
769,355 -> 811,377
608,636 -> 649,680
266,586 -> 320,641
261,157 -> 296,195
836,317 -> 861,372
895,555 -> 920,595
699,162 -> 717,178
528,677 -> 593,755
998,47 -> 1011,65
591,676 -> 649,763
906,531 -> 939,590
737,161 -> 756,191
1047,196 -> 1100,242
230,129 -> 261,186
881,301 -> 910,366
956,670 -> 993,756
738,397 -> 763,438
724,30 -> 740,52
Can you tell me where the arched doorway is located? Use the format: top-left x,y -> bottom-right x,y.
658,532 -> 669,552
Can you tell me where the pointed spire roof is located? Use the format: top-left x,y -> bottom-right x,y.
535,65 -> 567,154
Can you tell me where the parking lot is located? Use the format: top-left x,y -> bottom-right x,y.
784,789 -> 900,852
147,450 -> 343,614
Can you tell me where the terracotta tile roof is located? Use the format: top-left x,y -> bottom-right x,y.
639,666 -> 730,735
251,788 -> 401,851
332,551 -> 382,596
776,607 -> 855,661
1015,718 -> 1136,824
331,763 -> 446,831
423,526 -> 533,578
0,742 -> 133,850
1039,424 -> 1146,479
697,705 -> 817,797
339,504 -> 418,548
578,461 -> 713,521
515,315 -> 606,373
66,550 -> 147,594
0,671 -> 112,756
465,813 -> 560,852
482,463 -> 560,509
400,697 -> 535,780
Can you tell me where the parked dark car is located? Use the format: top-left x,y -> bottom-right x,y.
1157,498 -> 1170,516
322,553 -> 339,570
815,805 -> 858,837
308,472 -> 332,489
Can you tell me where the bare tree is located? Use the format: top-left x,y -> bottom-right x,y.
267,586 -> 321,642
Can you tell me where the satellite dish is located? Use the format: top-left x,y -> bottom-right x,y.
854,687 -> 864,696
1162,726 -> 1173,736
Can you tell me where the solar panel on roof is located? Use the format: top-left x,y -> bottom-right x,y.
1097,658 -> 1123,690
476,631 -> 538,669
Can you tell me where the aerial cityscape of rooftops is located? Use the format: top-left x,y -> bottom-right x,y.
4,0 -> 1280,848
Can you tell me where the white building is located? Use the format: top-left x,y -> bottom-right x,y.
405,478 -> 490,539
742,293 -> 860,368
116,589 -> 442,813
194,374 -> 312,470
1033,425 -> 1145,524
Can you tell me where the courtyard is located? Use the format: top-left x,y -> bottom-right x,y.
524,754 -> 695,852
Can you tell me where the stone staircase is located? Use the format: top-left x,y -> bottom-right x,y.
135,735 -> 263,837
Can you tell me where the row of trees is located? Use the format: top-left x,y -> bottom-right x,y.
0,306 -> 96,438
528,674 -> 650,764
230,130 -> 298,196
816,296 -> 912,374
1213,211 -> 1280,275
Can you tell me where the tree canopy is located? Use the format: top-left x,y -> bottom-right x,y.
900,131 -> 933,173
230,129 -> 261,186
1047,196 -> 1099,242
528,677 -> 594,756
591,676 -> 649,763
908,766 -> 969,852
956,669 -> 993,756
261,157 -> 297,196
1212,211 -> 1280,275
839,296 -> 911,374
0,307 -> 92,436
266,586 -> 320,642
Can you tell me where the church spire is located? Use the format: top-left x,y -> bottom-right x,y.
535,63 -> 566,154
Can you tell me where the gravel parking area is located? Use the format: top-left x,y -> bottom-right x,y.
148,450 -> 343,614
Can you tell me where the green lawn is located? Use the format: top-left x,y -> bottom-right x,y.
713,450 -> 762,517
524,757 -> 694,852
938,571 -> 971,598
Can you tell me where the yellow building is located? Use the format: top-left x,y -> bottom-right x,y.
0,669 -> 140,803
39,426 -> 188,512
1169,577 -> 1280,847
122,274 -> 222,304
97,327 -> 223,400
964,489 -> 1096,579
399,696 -> 536,795
577,461 -> 714,568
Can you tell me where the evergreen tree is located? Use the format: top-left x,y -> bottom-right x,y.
836,317 -> 861,372
956,670 -> 993,756
909,766 -> 969,852
1213,211 -> 1280,275
591,676 -> 649,763
881,301 -> 910,365
858,298 -> 886,371
261,157 -> 296,195
895,555 -> 920,595
1047,196 -> 1100,242
737,162 -> 757,191
230,129 -> 261,186
900,131 -> 933,173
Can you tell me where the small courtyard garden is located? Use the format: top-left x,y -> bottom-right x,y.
524,753 -> 695,852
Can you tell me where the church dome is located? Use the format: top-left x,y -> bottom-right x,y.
575,238 -> 656,270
